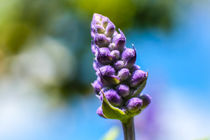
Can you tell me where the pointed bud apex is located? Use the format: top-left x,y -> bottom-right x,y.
130,70 -> 147,87
116,84 -> 130,97
126,97 -> 143,113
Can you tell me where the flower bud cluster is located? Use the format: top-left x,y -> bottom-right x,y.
91,14 -> 151,118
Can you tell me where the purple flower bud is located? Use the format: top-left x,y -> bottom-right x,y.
117,68 -> 130,81
96,47 -> 112,64
105,22 -> 115,37
130,70 -> 148,87
98,65 -> 115,77
116,84 -> 130,97
114,60 -> 125,70
126,97 -> 143,113
108,43 -> 117,50
94,34 -> 111,47
139,94 -> 151,109
96,106 -> 106,118
101,89 -> 122,106
97,65 -> 120,85
91,78 -> 103,94
110,50 -> 120,61
112,31 -> 126,51
121,48 -> 136,68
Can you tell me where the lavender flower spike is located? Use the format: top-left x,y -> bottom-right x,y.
91,13 -> 151,140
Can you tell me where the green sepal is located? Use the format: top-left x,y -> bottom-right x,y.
102,92 -> 127,121
132,77 -> 147,97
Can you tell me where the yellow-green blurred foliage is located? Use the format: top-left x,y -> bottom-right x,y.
0,0 -> 175,99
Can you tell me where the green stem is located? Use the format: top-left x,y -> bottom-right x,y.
121,117 -> 135,140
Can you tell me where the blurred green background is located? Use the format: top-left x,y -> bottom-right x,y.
0,0 -> 210,140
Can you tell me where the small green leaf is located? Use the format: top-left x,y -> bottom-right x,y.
102,92 -> 126,120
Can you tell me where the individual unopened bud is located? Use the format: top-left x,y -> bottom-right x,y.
96,106 -> 106,118
94,34 -> 111,47
97,47 -> 112,64
105,22 -> 115,37
116,84 -> 130,97
139,94 -> 151,109
130,70 -> 147,87
101,89 -> 122,106
110,50 -> 120,61
112,30 -> 126,51
122,48 -> 136,68
98,65 -> 120,85
126,97 -> 143,113
114,60 -> 125,70
117,68 -> 130,81
91,78 -> 103,94
108,43 -> 117,50
98,65 -> 115,77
